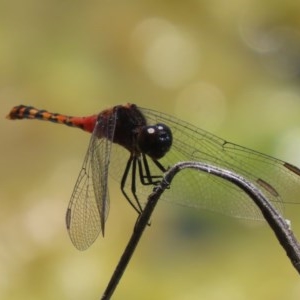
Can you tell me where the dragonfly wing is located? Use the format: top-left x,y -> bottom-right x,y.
66,113 -> 116,251
137,107 -> 300,220
91,111 -> 117,234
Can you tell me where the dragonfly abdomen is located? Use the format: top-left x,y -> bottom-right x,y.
7,105 -> 97,133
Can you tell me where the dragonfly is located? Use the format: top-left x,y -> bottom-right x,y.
7,103 -> 300,250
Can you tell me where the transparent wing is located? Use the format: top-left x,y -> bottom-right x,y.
66,113 -> 116,251
143,107 -> 300,219
109,107 -> 300,221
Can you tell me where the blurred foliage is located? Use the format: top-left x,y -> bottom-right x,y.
1,0 -> 300,299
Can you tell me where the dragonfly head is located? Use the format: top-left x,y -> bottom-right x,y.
137,123 -> 172,159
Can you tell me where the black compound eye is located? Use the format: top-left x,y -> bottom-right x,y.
137,123 -> 172,159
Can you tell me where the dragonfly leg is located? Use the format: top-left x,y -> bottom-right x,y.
121,154 -> 143,214
138,153 -> 166,185
121,153 -> 167,217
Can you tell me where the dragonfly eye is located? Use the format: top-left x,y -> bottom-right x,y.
137,123 -> 172,159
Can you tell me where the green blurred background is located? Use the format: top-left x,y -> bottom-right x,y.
2,1 -> 300,299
